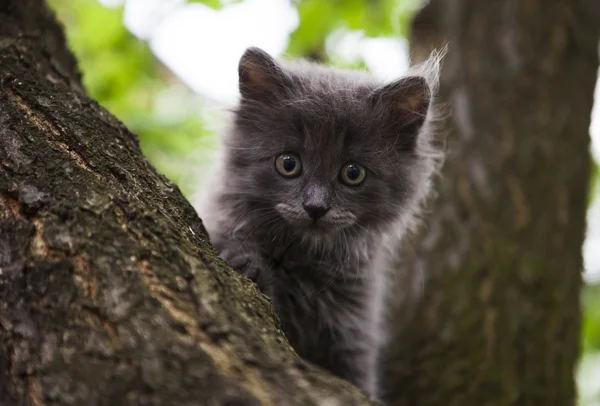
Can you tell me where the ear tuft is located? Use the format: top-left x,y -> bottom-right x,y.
238,47 -> 287,101
370,76 -> 431,127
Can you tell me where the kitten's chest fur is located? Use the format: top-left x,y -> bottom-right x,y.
255,231 -> 382,369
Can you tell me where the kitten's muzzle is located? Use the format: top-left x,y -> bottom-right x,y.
275,203 -> 355,230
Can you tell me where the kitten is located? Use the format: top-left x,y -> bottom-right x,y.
199,47 -> 442,398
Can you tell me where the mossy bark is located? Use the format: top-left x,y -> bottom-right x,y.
0,1 -> 374,405
383,1 -> 600,405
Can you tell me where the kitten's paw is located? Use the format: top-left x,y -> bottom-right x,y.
219,249 -> 261,282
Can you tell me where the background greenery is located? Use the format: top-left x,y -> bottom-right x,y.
47,0 -> 600,404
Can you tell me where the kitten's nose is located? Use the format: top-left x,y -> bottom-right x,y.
303,203 -> 330,221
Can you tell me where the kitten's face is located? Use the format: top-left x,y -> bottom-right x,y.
227,47 -> 430,239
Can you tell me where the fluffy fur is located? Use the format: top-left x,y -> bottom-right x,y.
198,47 -> 444,398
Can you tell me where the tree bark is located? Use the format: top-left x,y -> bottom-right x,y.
383,0 -> 600,405
0,1 -> 374,405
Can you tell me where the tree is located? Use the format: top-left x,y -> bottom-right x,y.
382,1 -> 600,405
0,1 -> 372,404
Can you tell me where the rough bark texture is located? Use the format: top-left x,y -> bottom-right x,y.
0,1 -> 374,405
383,0 -> 600,405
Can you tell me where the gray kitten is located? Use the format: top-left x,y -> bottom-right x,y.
200,47 -> 442,399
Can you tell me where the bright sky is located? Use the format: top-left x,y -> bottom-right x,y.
586,77 -> 600,283
98,0 -> 600,282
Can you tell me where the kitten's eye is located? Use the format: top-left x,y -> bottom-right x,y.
340,163 -> 366,186
275,153 -> 302,178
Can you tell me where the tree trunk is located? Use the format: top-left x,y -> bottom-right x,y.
383,0 -> 600,405
0,1 -> 374,405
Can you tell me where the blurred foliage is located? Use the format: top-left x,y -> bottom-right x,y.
586,162 -> 600,404
288,0 -> 419,61
48,0 -> 214,195
582,281 -> 600,405
44,0 -> 600,402
591,162 -> 600,205
584,283 -> 600,351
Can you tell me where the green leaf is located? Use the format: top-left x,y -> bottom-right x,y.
583,282 -> 600,352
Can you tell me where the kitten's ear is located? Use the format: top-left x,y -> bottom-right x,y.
238,47 -> 288,101
369,76 -> 431,127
